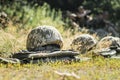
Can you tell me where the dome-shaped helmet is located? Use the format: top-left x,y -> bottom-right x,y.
26,26 -> 63,51
71,34 -> 97,53
96,36 -> 120,50
95,36 -> 120,57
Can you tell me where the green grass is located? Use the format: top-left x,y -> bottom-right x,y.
0,2 -> 120,80
0,58 -> 120,80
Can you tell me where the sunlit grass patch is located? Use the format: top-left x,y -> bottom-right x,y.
0,57 -> 120,80
0,28 -> 27,57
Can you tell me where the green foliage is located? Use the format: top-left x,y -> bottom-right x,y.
0,1 -> 65,32
82,0 -> 120,23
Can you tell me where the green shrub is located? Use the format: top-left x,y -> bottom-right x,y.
82,0 -> 120,23
0,1 -> 65,32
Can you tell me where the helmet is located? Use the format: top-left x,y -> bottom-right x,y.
26,26 -> 63,51
71,34 -> 97,53
95,36 -> 120,57
96,36 -> 120,50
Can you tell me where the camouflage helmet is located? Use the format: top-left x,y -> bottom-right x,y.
26,26 -> 63,51
71,34 -> 97,53
96,36 -> 120,50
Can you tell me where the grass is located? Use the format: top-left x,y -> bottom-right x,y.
0,2 -> 120,80
0,58 -> 120,80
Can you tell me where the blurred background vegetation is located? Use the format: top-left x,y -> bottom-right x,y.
0,0 -> 64,30
82,0 -> 120,23
0,0 -> 120,29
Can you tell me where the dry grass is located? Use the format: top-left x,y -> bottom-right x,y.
0,58 -> 120,80
0,27 -> 27,57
